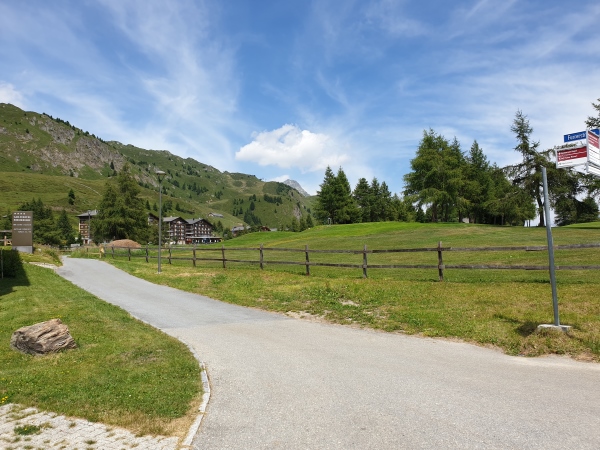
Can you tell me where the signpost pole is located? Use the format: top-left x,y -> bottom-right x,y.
537,168 -> 570,332
542,167 -> 560,326
156,170 -> 166,274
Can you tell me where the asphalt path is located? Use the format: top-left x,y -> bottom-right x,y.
56,258 -> 600,449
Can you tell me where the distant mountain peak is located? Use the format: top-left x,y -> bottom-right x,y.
283,179 -> 310,197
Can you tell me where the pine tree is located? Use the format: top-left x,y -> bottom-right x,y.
57,209 -> 75,245
19,198 -> 61,245
92,164 -> 149,243
370,178 -> 381,221
306,215 -> 314,228
352,177 -> 371,223
299,216 -> 307,231
315,166 -> 337,223
290,217 -> 300,232
68,188 -> 75,205
464,141 -> 492,223
334,168 -> 360,224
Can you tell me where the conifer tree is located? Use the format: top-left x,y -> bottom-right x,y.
585,98 -> 600,129
92,164 -> 149,242
315,166 -> 337,223
352,177 -> 371,222
404,130 -> 465,222
56,209 -> 75,245
334,168 -> 360,224
505,110 -> 552,226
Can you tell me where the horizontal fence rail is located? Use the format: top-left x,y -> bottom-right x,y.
101,241 -> 600,280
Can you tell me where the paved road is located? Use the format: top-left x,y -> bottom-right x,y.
56,258 -> 600,449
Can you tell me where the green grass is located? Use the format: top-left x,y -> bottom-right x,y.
565,221 -> 600,229
0,251 -> 202,438
98,222 -> 600,361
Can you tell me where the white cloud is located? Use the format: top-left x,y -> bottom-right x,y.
0,82 -> 24,107
270,175 -> 290,183
236,124 -> 348,172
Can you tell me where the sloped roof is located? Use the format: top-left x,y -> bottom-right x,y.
77,209 -> 98,217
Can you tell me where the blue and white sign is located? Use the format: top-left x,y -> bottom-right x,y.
564,129 -> 600,143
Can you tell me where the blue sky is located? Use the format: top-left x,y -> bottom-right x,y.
1,0 -> 599,196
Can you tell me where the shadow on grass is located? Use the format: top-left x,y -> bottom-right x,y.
0,249 -> 30,296
494,314 -> 539,337
516,321 -> 539,337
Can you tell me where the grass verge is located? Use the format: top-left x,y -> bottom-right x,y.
0,251 -> 202,438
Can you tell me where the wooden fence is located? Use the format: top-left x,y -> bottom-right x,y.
102,242 -> 600,280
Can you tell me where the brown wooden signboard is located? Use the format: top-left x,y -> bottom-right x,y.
12,211 -> 33,249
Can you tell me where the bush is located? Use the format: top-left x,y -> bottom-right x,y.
1,248 -> 22,278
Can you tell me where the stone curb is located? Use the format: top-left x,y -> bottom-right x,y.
182,361 -> 211,447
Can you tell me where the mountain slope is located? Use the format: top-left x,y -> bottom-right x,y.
0,103 -> 315,229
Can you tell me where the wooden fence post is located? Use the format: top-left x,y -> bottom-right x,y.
168,245 -> 172,265
260,244 -> 264,270
363,244 -> 368,278
145,244 -> 149,263
222,245 -> 226,269
193,245 -> 196,267
128,247 -> 131,261
305,244 -> 310,276
112,246 -> 114,258
438,241 -> 444,281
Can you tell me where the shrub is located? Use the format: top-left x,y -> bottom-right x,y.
1,248 -> 23,278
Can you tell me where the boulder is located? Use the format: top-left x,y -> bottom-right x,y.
10,319 -> 77,356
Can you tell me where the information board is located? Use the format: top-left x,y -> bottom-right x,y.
556,146 -> 588,168
587,130 -> 600,168
12,211 -> 33,247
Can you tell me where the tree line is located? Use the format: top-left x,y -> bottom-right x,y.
315,103 -> 600,226
9,199 -> 76,246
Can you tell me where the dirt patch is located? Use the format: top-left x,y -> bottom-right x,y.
109,239 -> 141,248
286,311 -> 328,323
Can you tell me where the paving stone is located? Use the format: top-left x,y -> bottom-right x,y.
0,404 -> 180,450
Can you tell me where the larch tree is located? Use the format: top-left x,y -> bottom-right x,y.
403,130 -> 466,222
505,110 -> 553,226
585,98 -> 600,129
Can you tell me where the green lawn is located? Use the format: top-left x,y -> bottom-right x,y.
98,222 -> 600,361
0,249 -> 202,437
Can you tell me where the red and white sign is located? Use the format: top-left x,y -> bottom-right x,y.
587,130 -> 600,168
557,146 -> 588,168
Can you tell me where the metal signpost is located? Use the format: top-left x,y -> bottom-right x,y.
539,167 -> 567,331
12,211 -> 33,253
546,128 -> 600,332
156,170 -> 166,274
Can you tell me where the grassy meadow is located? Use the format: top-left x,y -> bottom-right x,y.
0,248 -> 202,438
97,222 -> 600,361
